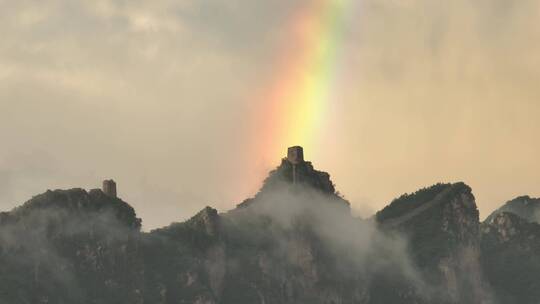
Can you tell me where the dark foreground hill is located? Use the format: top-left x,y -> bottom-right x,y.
0,151 -> 538,304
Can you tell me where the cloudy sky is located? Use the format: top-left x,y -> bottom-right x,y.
1,0 -> 539,229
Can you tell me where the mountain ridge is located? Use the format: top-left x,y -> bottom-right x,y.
0,150 -> 537,303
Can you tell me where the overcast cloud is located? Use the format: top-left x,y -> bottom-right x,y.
1,0 -> 539,229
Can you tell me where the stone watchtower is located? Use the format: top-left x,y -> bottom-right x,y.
287,146 -> 304,164
287,146 -> 304,184
103,179 -> 117,198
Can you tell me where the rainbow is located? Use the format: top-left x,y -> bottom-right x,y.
253,0 -> 351,163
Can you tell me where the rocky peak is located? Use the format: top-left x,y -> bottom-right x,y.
376,183 -> 481,257
482,212 -> 523,242
235,148 -> 348,211
0,188 -> 145,304
187,206 -> 221,237
481,211 -> 540,243
6,188 -> 141,230
485,196 -> 540,224
480,211 -> 540,303
376,182 -> 478,228
376,182 -> 487,303
260,158 -> 336,194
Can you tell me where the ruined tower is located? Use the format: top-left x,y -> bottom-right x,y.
103,179 -> 117,198
287,146 -> 304,184
287,146 -> 304,164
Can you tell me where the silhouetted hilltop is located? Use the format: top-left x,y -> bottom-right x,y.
0,188 -> 143,303
5,188 -> 141,229
236,155 -> 349,211
261,158 -> 336,194
375,182 -> 488,303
